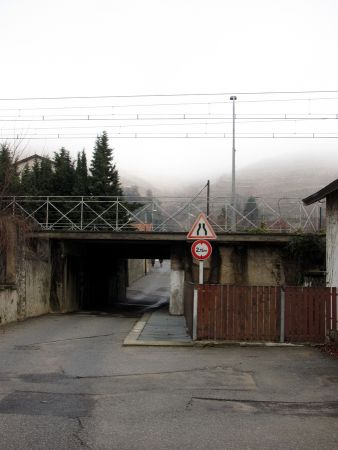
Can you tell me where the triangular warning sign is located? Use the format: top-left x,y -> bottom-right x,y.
187,212 -> 217,240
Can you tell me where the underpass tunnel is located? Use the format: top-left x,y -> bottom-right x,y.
51,239 -> 174,314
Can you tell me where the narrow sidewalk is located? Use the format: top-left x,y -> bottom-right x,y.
124,306 -> 193,346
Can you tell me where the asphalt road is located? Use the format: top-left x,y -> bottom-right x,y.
0,268 -> 337,449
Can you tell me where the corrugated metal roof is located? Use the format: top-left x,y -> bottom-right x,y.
303,178 -> 338,205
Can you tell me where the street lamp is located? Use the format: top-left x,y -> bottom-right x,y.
230,95 -> 237,231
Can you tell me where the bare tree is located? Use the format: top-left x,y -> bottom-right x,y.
0,139 -> 26,196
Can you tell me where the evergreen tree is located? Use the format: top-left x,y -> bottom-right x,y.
124,185 -> 141,201
243,196 -> 259,226
31,159 -> 42,195
20,164 -> 34,195
38,158 -> 54,195
89,132 -> 123,197
88,132 -> 129,228
52,148 -> 75,195
73,150 -> 89,196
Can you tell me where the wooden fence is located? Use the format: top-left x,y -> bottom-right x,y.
192,284 -> 338,343
197,285 -> 280,341
284,287 -> 337,342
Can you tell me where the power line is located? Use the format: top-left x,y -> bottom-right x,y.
0,101 -> 230,111
0,96 -> 338,112
5,132 -> 338,140
237,96 -> 338,104
1,90 -> 338,101
1,114 -> 337,122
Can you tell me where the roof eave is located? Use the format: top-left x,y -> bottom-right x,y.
303,178 -> 338,205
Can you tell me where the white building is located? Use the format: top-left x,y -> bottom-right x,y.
15,154 -> 53,175
303,179 -> 338,287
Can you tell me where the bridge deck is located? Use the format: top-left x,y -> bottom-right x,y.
30,231 -> 295,244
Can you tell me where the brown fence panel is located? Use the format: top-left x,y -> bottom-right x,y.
284,287 -> 338,343
332,288 -> 337,333
197,285 -> 280,341
195,284 -> 338,343
183,282 -> 195,338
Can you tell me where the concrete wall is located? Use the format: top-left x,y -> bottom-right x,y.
170,246 -> 186,315
50,241 -> 83,313
326,192 -> 338,286
187,244 -> 285,288
219,245 -> 284,286
0,229 -> 52,326
0,287 -> 18,325
127,259 -> 148,286
22,242 -> 51,318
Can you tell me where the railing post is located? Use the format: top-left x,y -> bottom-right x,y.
116,197 -> 119,231
280,288 -> 285,343
46,196 -> 49,228
80,197 -> 83,230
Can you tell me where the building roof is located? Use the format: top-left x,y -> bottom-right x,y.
303,178 -> 338,205
15,154 -> 50,165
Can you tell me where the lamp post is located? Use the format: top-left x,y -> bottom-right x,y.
230,95 -> 237,231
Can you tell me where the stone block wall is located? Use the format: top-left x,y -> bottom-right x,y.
127,259 -> 148,286
0,287 -> 18,325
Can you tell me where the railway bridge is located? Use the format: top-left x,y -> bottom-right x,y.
0,195 -> 322,323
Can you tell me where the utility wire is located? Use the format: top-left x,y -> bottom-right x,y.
1,96 -> 338,111
1,90 -> 338,101
5,133 -> 338,140
1,115 -> 337,122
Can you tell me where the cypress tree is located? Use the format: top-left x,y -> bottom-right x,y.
52,147 -> 75,195
243,196 -> 259,226
38,158 -> 54,195
20,164 -> 35,195
89,132 -> 128,228
89,131 -> 123,197
73,150 -> 89,196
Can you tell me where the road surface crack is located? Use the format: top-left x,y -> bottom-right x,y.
190,397 -> 338,417
74,365 -> 236,379
73,417 -> 91,449
14,333 -> 115,347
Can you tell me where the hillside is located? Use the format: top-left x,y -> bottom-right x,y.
121,153 -> 338,201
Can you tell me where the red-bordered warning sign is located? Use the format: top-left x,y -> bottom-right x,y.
191,239 -> 212,261
187,212 -> 217,240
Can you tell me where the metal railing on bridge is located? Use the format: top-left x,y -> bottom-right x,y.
0,195 -> 324,233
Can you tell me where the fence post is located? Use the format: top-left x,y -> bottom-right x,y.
193,288 -> 198,340
80,197 -> 83,230
116,197 -> 119,231
46,196 -> 49,229
12,196 -> 16,217
280,288 -> 285,343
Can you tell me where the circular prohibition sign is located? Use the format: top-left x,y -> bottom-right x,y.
191,239 -> 213,261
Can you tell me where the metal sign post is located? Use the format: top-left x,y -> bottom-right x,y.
188,213 -> 217,342
193,260 -> 204,341
191,239 -> 212,341
199,261 -> 204,284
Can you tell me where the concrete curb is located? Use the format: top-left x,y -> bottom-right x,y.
193,341 -> 304,348
123,312 -> 193,346
123,312 -> 151,344
124,339 -> 194,347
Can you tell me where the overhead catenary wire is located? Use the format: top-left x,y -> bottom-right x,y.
1,91 -> 337,143
1,96 -> 338,111
2,89 -> 338,101
5,132 -> 338,140
1,114 -> 337,122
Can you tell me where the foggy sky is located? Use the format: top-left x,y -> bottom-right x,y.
1,0 -> 338,187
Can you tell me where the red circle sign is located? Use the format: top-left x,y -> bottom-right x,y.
191,239 -> 212,261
